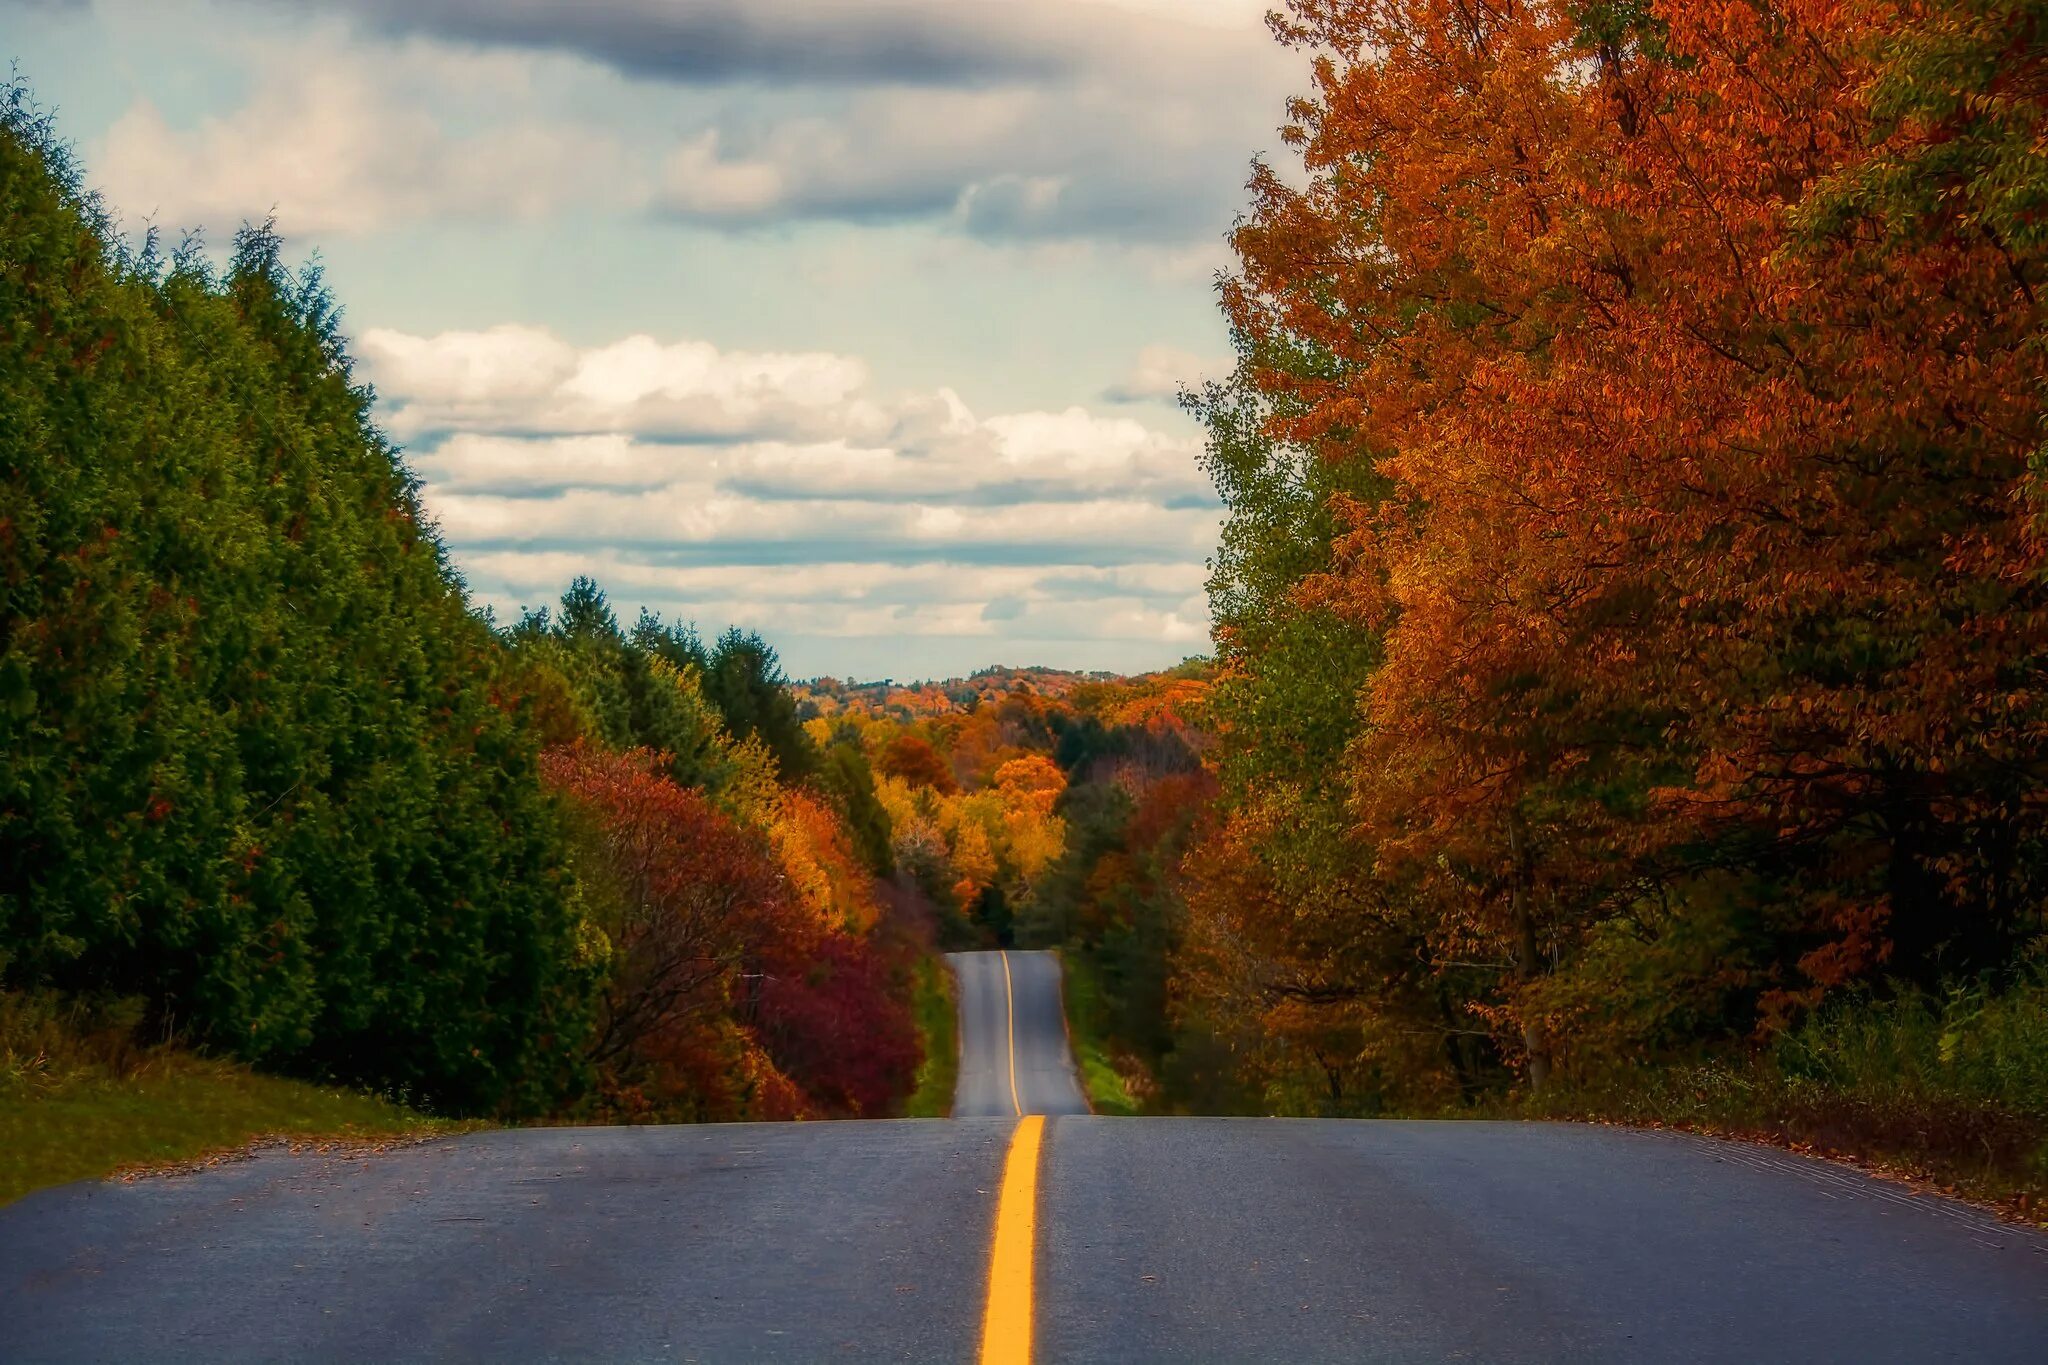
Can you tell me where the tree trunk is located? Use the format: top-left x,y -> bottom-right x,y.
1508,807 -> 1551,1093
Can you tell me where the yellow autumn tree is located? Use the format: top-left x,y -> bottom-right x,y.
993,756 -> 1067,884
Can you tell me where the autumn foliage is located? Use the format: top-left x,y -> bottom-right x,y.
542,747 -> 777,1090
800,665 -> 1211,1105
523,597 -> 921,1122
544,744 -> 916,1120
1182,0 -> 2048,1108
877,735 -> 959,794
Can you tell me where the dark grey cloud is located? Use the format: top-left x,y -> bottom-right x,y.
301,0 -> 1293,243
957,168 -> 1230,245
313,0 -> 1090,86
215,0 -> 1298,247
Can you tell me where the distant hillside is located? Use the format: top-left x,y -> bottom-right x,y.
794,662 -> 1206,723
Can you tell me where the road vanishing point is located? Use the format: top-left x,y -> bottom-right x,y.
3,948 -> 2045,1362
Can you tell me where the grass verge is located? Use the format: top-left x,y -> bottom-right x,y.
1055,952 -> 1142,1116
1524,1067 -> 2047,1223
2,991 -> 460,1207
1517,976 -> 2048,1221
903,955 -> 960,1118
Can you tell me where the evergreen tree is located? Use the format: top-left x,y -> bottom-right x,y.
0,94 -> 590,1114
702,628 -> 819,784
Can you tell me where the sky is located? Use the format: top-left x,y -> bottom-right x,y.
5,0 -> 1301,680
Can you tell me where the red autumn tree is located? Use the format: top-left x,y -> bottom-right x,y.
541,744 -> 793,1100
544,741 -> 924,1118
755,930 -> 921,1118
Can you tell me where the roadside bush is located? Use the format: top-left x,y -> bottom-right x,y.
1526,968 -> 2048,1210
756,931 -> 920,1118
1,988 -> 151,1093
1775,970 -> 2048,1123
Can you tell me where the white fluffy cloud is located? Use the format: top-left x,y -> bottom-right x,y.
98,60 -> 632,236
360,326 -> 877,443
362,324 -> 1219,669
363,325 -> 1210,504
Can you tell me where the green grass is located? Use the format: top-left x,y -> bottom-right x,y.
904,956 -> 961,1118
1054,952 -> 1142,1116
2,991 -> 459,1207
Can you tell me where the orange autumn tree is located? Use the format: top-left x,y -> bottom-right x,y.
993,754 -> 1069,882
1206,0 -> 2048,1090
865,727 -> 1075,929
876,734 -> 959,794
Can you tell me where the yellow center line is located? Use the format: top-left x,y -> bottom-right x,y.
979,1114 -> 1046,1365
1001,950 -> 1023,1118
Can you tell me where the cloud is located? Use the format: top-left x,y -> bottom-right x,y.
429,485 -> 1217,563
359,326 -> 877,444
359,322 -> 1218,665
656,89 -> 1046,226
305,0 -> 1260,88
363,324 -> 1211,503
70,1 -> 1294,249
96,58 -> 632,236
648,48 -> 1291,244
454,552 -> 1212,649
1104,344 -> 1230,404
206,0 -> 1299,247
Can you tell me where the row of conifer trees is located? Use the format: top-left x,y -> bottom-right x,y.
0,91 -> 916,1117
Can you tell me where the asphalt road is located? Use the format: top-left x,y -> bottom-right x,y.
3,950 -> 2044,1362
947,950 -> 1090,1119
